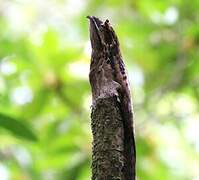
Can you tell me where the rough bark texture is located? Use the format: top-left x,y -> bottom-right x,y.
91,96 -> 125,180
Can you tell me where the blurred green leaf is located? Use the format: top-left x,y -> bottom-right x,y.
0,113 -> 37,142
0,0 -> 198,179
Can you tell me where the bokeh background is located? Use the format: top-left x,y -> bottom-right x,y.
0,0 -> 199,179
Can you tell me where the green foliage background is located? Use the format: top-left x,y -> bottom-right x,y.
0,0 -> 199,179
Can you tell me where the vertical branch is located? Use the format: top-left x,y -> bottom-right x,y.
91,97 -> 125,179
88,16 -> 136,180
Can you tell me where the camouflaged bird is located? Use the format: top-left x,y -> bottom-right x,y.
87,16 -> 136,180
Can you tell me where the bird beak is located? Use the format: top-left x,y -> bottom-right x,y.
87,16 -> 103,51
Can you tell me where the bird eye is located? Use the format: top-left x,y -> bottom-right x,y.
106,59 -> 111,64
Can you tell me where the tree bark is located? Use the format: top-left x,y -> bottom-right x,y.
91,96 -> 125,180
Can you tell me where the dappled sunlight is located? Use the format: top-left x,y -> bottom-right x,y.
84,41 -> 92,57
185,115 -> 199,153
68,60 -> 89,80
12,145 -> 32,168
163,7 -> 179,25
173,94 -> 197,116
129,65 -> 145,88
0,0 -> 198,179
0,164 -> 9,180
0,57 -> 17,76
150,6 -> 179,25
10,86 -> 33,105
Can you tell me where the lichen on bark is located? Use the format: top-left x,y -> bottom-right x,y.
91,96 -> 125,180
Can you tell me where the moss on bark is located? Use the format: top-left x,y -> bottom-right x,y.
91,96 -> 126,180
